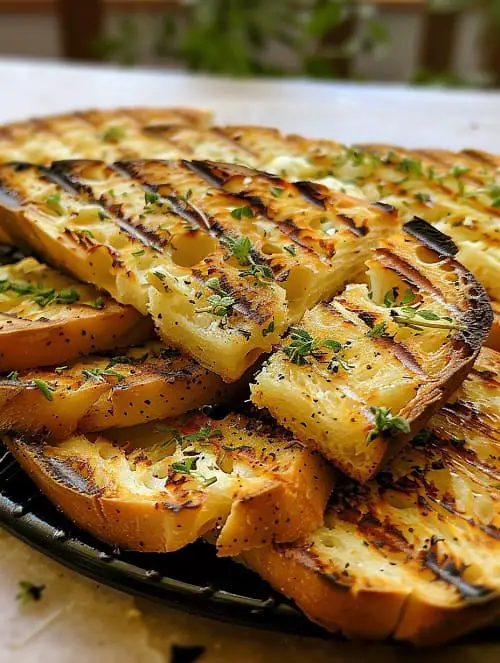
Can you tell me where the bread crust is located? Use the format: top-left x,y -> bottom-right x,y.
5,412 -> 334,555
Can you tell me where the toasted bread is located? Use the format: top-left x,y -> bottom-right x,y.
244,347 -> 500,644
5,410 -> 334,555
0,341 -> 232,439
0,256 -> 151,370
0,160 -> 397,380
251,219 -> 492,481
488,299 -> 500,351
0,107 -> 211,165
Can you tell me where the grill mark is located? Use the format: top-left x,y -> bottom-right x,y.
423,546 -> 496,602
183,159 -> 225,187
115,160 -> 217,235
337,213 -> 367,237
404,218 -> 459,258
210,127 -> 258,157
375,247 -> 443,299
338,299 -> 427,378
50,161 -> 166,253
293,181 -> 326,208
217,272 -> 271,325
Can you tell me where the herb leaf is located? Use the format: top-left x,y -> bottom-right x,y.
81,368 -> 126,382
16,581 -> 45,605
366,321 -> 388,338
270,186 -> 284,198
230,205 -> 253,220
366,406 -> 410,445
32,379 -> 56,401
102,126 -> 126,142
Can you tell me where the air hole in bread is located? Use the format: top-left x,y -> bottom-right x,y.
415,245 -> 442,264
170,232 -> 218,267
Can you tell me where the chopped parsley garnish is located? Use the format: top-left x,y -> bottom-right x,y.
54,366 -> 68,374
450,164 -> 470,177
270,186 -> 284,198
221,444 -> 252,452
230,205 -> 254,220
6,370 -> 19,381
132,249 -> 145,257
171,458 -> 197,474
283,244 -> 296,256
152,269 -> 167,284
366,406 -> 410,445
396,157 -> 422,176
101,125 -> 126,142
221,234 -> 273,285
183,425 -> 223,444
0,278 -> 81,308
262,320 -> 275,337
81,368 -> 126,382
144,191 -> 160,206
196,278 -> 235,321
32,379 -> 56,401
414,192 -> 431,204
366,321 -> 389,338
16,581 -> 45,605
88,296 -> 105,309
45,193 -> 63,214
284,328 -> 349,373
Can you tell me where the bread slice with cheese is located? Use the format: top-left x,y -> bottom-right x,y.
0,159 -> 397,380
4,410 -> 334,556
244,347 -> 500,645
216,126 -> 500,307
0,256 -> 151,371
0,107 -> 211,165
251,219 -> 493,481
0,340 -> 232,439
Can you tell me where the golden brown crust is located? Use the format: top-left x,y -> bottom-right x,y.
486,299 -> 500,351
252,221 -> 492,481
0,341 -> 232,438
5,412 -> 334,555
245,348 -> 500,643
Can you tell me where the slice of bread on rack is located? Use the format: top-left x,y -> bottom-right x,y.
244,347 -> 500,645
0,340 -> 232,439
251,219 -> 492,481
4,410 -> 334,556
0,255 -> 151,371
0,159 -> 397,380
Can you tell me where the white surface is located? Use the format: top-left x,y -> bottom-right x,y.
1,57 -> 500,150
0,58 -> 499,663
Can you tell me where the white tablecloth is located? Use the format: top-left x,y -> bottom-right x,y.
0,58 -> 499,663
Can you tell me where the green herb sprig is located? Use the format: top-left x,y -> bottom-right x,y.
284,328 -> 352,373
383,287 -> 463,332
366,406 -> 410,445
221,234 -> 274,285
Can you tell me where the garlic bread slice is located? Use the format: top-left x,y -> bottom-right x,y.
0,256 -> 151,370
252,219 -> 492,481
0,159 -> 396,380
218,126 -> 500,303
5,411 -> 334,555
0,107 -> 211,165
244,347 -> 500,645
0,341 -> 231,439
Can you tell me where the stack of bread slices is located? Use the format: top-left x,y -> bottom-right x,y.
0,107 -> 498,645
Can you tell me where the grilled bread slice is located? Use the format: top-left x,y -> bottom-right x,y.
0,256 -> 151,371
244,347 -> 500,645
0,341 -> 231,439
5,410 -> 334,556
251,219 -> 493,481
0,160 -> 397,380
217,126 -> 500,304
0,107 -> 211,165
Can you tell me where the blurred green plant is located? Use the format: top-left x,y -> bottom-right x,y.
99,0 -> 387,78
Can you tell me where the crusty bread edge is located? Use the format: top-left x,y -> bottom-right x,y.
243,543 -> 500,644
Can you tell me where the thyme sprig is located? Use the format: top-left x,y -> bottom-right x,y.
383,288 -> 463,332
196,277 -> 236,322
284,328 -> 352,373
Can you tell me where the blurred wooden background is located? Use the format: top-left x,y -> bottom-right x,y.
0,0 -> 497,86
